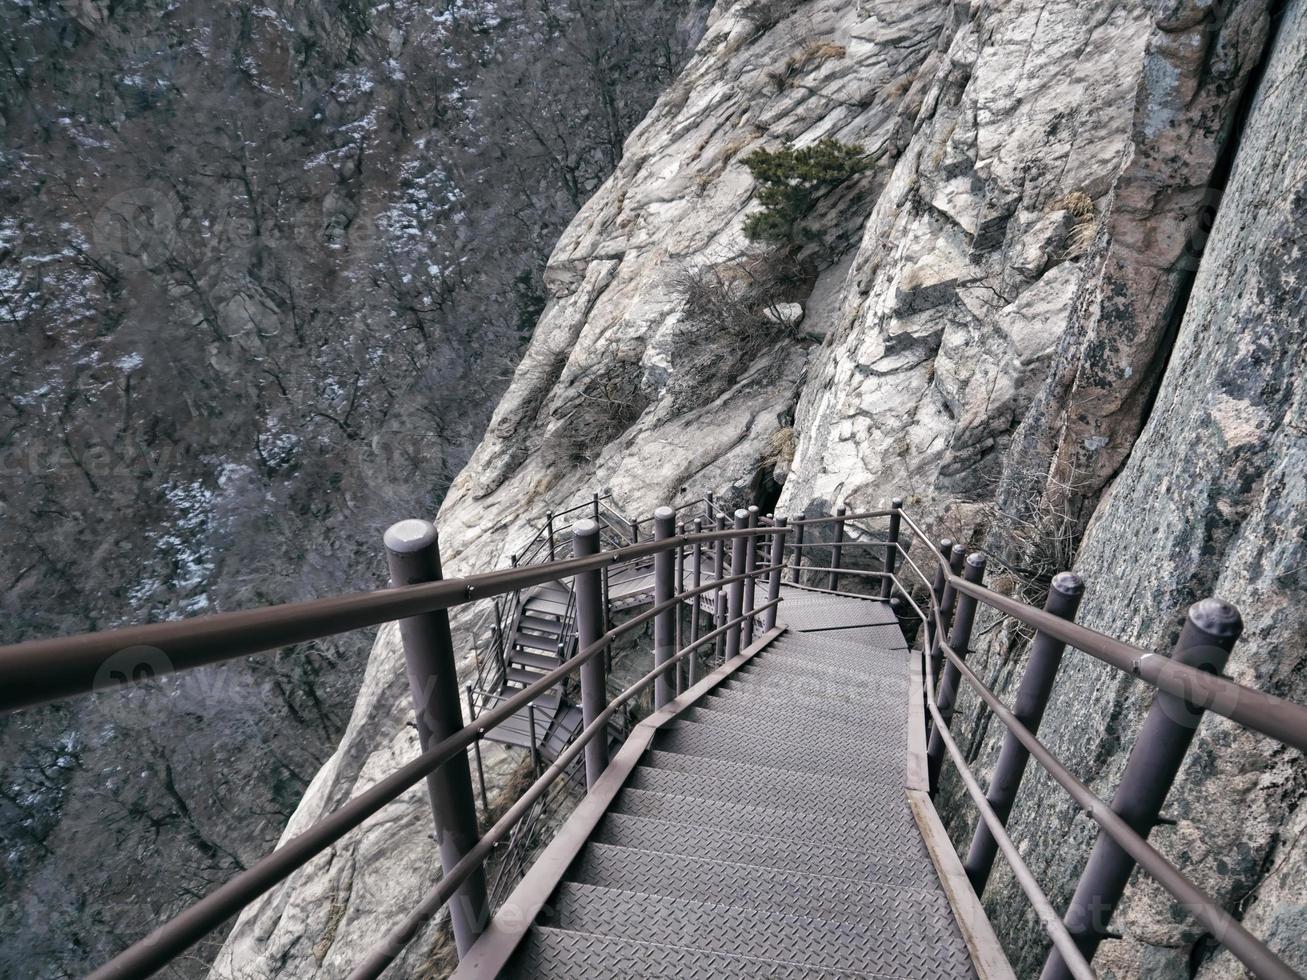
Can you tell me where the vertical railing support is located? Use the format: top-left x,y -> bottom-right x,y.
791,516 -> 805,584
828,504 -> 846,591
1040,598 -> 1244,980
930,543 -> 967,685
571,519 -> 609,790
964,572 -> 1085,895
741,505 -> 759,647
690,518 -> 704,673
652,507 -> 676,709
383,520 -> 487,958
591,492 -> 601,523
704,491 -> 715,521
546,511 -> 556,562
927,551 -> 987,793
763,516 -> 787,630
880,498 -> 903,600
675,521 -> 686,693
629,518 -> 639,545
724,509 -> 748,660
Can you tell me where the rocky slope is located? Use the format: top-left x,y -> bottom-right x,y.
216,0 -> 1304,977
0,0 -> 708,975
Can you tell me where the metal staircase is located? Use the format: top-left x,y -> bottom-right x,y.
457,587 -> 990,979
9,495 -> 1306,980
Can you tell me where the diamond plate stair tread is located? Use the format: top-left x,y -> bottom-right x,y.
594,813 -> 922,878
779,601 -> 904,631
778,592 -> 900,624
699,687 -> 893,727
654,719 -> 899,781
546,882 -> 976,977
722,670 -> 906,709
628,754 -> 907,811
744,649 -> 902,684
506,925 -> 897,979
781,620 -> 910,650
740,658 -> 910,698
570,842 -> 949,915
612,787 -> 909,850
767,635 -> 910,668
679,703 -> 901,742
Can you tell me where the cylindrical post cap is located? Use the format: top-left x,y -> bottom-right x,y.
939,538 -> 954,550
747,504 -> 759,514
1050,571 -> 1085,597
1188,597 -> 1243,641
384,519 -> 436,554
965,552 -> 986,569
734,508 -> 749,520
654,505 -> 675,520
891,497 -> 904,508
572,518 -> 599,538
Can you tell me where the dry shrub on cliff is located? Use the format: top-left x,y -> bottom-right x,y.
1050,190 -> 1099,259
667,249 -> 809,409
769,41 -> 847,90
738,0 -> 794,32
542,351 -> 651,466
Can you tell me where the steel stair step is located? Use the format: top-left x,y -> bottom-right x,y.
569,842 -> 950,916
698,687 -> 888,727
654,719 -> 898,782
543,882 -> 975,977
741,654 -> 904,690
723,669 -> 906,708
507,924 -> 866,979
519,614 -> 564,635
592,812 -> 922,879
513,631 -> 564,654
630,751 -> 904,807
678,703 -> 898,742
509,648 -> 564,671
611,787 -> 904,851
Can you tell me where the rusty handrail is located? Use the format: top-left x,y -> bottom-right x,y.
0,526 -> 777,714
892,512 -> 1307,754
84,545 -> 786,980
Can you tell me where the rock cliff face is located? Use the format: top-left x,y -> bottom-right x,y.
218,0 -> 1305,976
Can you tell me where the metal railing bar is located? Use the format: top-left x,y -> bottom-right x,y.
347,600 -> 781,980
1,527 -> 788,714
931,633 -> 1301,980
84,562 -> 783,980
891,513 -> 1307,754
922,662 -> 1097,980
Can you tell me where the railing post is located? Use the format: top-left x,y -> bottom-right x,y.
675,521 -> 686,693
828,504 -> 846,591
712,514 -> 727,664
1041,598 -> 1244,980
763,516 -> 787,630
791,516 -> 805,584
629,518 -> 639,545
546,511 -> 556,562
383,520 -> 487,958
930,543 -> 966,685
591,492 -> 600,524
725,509 -> 748,660
690,518 -> 704,664
927,551 -> 987,793
570,519 -> 609,791
880,497 -> 903,600
652,507 -> 676,709
964,572 -> 1085,895
704,491 -> 715,521
741,505 -> 759,647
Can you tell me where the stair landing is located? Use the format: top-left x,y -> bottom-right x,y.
454,587 -> 1012,979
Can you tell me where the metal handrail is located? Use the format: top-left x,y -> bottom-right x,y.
0,526 -> 772,713
74,527 -> 786,979
824,509 -> 1306,980
14,494 -> 1307,980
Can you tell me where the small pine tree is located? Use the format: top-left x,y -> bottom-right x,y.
741,138 -> 869,245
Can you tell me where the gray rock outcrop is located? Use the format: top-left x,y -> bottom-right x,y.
214,0 -> 1306,977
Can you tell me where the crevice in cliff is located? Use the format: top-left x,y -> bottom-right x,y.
1120,0 -> 1290,482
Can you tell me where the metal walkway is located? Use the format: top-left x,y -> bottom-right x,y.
456,586 -> 1000,979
